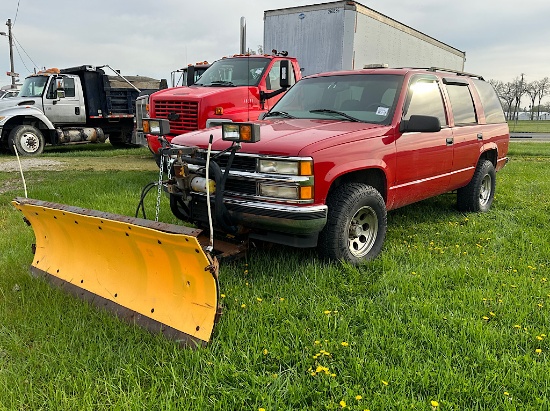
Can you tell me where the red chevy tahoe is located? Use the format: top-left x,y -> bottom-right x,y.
161,67 -> 509,264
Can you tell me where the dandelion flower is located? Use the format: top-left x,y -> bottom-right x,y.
489,311 -> 496,316
535,348 -> 542,354
431,400 -> 439,407
339,400 -> 347,408
514,324 -> 521,329
504,392 -> 510,396
241,303 -> 246,308
482,316 -> 489,321
537,336 -> 543,341
355,395 -> 362,400
220,294 -> 226,298
256,297 -> 262,302
341,341 -> 349,347
259,408 -> 266,411
263,349 -> 268,355
381,380 -> 389,386
324,310 -> 331,315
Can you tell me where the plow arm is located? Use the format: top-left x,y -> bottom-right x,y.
12,197 -> 220,347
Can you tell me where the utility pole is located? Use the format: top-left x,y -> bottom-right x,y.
1,19 -> 16,89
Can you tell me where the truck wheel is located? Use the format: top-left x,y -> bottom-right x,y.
457,159 -> 496,212
8,125 -> 45,156
318,183 -> 387,264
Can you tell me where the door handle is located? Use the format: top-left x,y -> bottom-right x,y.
75,107 -> 80,115
477,133 -> 483,140
446,137 -> 454,145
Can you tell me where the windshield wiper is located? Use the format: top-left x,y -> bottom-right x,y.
264,111 -> 296,119
309,109 -> 362,122
206,81 -> 236,87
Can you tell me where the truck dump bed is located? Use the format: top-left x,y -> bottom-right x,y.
60,65 -> 165,118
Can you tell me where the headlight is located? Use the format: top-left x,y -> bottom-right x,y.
259,159 -> 313,175
259,184 -> 299,199
259,184 -> 314,200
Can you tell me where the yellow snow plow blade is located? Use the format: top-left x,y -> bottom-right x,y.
12,197 -> 220,347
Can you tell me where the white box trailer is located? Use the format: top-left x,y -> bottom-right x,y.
264,1 -> 466,76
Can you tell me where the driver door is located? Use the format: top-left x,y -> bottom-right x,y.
43,76 -> 86,124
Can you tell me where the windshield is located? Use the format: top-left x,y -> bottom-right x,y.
194,57 -> 270,87
19,75 -> 49,97
266,74 -> 403,125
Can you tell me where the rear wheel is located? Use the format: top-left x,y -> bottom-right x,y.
457,159 -> 496,212
318,183 -> 387,264
8,125 -> 45,156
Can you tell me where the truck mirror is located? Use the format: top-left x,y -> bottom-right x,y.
56,78 -> 65,99
143,118 -> 171,135
186,67 -> 196,86
279,60 -> 290,89
222,123 -> 260,143
400,115 -> 441,133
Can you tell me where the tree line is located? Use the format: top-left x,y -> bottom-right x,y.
489,75 -> 550,121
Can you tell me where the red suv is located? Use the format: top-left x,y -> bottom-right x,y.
164,67 -> 509,264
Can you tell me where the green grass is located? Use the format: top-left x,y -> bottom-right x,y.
508,120 -> 550,133
1,142 -> 549,410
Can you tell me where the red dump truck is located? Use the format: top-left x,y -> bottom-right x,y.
143,53 -> 302,164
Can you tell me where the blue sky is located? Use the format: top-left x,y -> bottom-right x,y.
1,0 -> 549,88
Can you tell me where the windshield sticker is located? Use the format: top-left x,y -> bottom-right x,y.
376,106 -> 389,116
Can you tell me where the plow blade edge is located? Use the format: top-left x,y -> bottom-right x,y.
12,197 -> 219,347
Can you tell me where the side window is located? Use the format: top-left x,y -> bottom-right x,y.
445,83 -> 477,125
64,78 -> 76,98
45,77 -> 76,99
472,79 -> 506,124
403,77 -> 447,126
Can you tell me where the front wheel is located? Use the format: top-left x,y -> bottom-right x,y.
8,125 -> 45,156
318,183 -> 387,264
457,159 -> 496,212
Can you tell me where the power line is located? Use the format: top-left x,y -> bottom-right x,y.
13,0 -> 21,27
12,33 -> 39,72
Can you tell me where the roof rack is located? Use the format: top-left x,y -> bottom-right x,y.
394,67 -> 484,80
427,67 -> 484,80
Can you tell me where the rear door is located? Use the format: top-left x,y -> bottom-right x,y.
442,78 -> 483,189
392,75 -> 454,208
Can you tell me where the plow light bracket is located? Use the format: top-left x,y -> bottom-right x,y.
143,118 -> 170,135
222,123 -> 260,143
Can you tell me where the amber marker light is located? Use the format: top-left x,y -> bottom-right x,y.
299,160 -> 313,176
214,107 -> 223,115
300,186 -> 314,200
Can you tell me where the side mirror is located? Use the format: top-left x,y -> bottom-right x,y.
400,115 -> 441,133
279,60 -> 290,89
56,78 -> 65,99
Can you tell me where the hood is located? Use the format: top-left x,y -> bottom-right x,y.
171,119 -> 390,157
0,96 -> 40,112
151,85 -> 253,101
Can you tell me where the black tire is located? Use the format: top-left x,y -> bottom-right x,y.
8,125 -> 45,156
457,159 -> 496,212
318,183 -> 387,264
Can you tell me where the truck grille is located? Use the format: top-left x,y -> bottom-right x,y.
197,152 -> 257,173
154,100 -> 199,133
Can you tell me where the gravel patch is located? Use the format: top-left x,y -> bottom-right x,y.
0,158 -> 65,172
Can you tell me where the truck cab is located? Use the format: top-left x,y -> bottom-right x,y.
16,72 -> 86,124
145,54 -> 302,161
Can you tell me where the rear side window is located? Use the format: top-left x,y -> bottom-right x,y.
445,83 -> 477,125
472,79 -> 506,124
